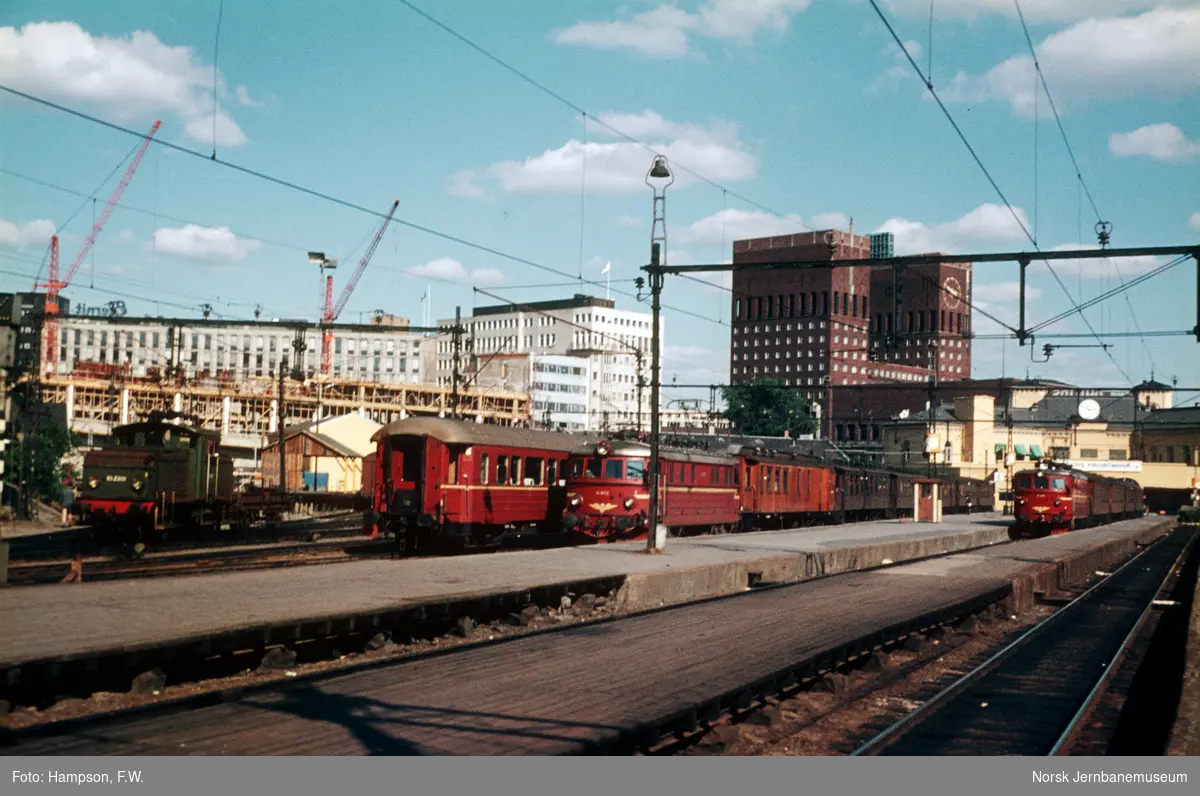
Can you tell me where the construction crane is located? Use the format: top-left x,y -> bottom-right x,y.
319,200 -> 400,375
36,120 -> 162,376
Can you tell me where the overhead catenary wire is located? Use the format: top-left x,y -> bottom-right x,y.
390,0 -> 813,234
0,85 -> 723,330
1011,0 -> 1157,376
864,1 -> 1133,385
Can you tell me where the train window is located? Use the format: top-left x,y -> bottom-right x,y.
448,455 -> 458,485
510,457 -> 521,485
1051,477 -> 1067,490
497,456 -> 508,484
525,457 -> 543,486
604,459 -> 624,479
1015,475 -> 1031,489
547,459 -> 557,484
783,470 -> 789,494
626,459 -> 645,481
773,469 -> 780,493
480,454 -> 490,485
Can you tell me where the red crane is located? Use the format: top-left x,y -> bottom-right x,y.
36,120 -> 162,375
320,200 -> 400,375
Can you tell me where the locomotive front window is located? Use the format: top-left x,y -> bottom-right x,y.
1016,475 -> 1033,489
626,459 -> 645,481
1051,476 -> 1067,490
604,459 -> 624,479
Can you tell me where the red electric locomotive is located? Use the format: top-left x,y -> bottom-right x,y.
367,418 -> 592,552
560,439 -> 741,542
1011,460 -> 1143,538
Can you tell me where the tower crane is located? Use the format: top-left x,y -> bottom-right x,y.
319,200 -> 400,375
36,120 -> 162,376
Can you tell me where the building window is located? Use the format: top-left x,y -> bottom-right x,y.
1108,449 -> 1127,460
1079,449 -> 1099,459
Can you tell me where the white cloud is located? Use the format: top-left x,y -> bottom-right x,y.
874,203 -> 1031,254
811,212 -> 851,230
1190,211 -> 1200,230
554,1 -> 811,59
0,21 -> 248,146
1038,243 -> 1167,281
616,214 -> 642,228
682,208 -> 806,243
235,85 -> 261,107
447,169 -> 486,198
680,209 -> 850,244
117,229 -> 135,244
0,217 -> 55,249
1109,123 -> 1200,162
183,109 -> 247,147
879,0 -> 1188,24
472,110 -> 758,195
151,225 -> 259,262
941,8 -> 1200,117
407,257 -> 504,287
554,6 -> 695,58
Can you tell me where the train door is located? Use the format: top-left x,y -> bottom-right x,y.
381,434 -> 425,516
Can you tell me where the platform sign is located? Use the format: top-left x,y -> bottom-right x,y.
1063,459 -> 1142,473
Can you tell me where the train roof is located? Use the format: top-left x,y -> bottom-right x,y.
568,438 -> 738,466
370,417 -> 594,453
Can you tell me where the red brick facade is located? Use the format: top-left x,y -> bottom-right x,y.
728,231 -> 974,440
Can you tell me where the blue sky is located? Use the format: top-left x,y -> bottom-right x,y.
2,0 -> 1197,405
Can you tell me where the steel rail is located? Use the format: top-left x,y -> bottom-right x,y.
1047,534 -> 1195,755
849,532 -> 1169,756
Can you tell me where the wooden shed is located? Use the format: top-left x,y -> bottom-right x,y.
262,413 -> 382,493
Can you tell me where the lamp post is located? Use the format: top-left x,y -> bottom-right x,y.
645,155 -> 673,554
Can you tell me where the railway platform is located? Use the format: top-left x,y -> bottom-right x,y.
1,515 -> 1178,755
0,514 -> 1015,676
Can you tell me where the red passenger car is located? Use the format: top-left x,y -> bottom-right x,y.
737,449 -> 836,529
561,439 -> 741,541
367,418 -> 590,552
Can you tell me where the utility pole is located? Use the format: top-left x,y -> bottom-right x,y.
277,353 -> 288,495
646,243 -> 665,553
451,306 -> 462,420
635,349 -> 645,436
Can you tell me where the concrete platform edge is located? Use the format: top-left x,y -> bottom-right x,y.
614,526 -> 1011,613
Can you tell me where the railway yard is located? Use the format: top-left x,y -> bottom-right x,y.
1,508 -> 1198,756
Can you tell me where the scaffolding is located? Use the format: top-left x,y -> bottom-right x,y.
38,373 -> 530,448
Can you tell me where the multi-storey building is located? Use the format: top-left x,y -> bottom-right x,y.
47,314 -> 437,385
728,230 -> 973,440
470,353 -> 592,432
437,294 -> 657,433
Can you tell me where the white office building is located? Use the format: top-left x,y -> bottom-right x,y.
437,294 -> 660,433
50,314 -> 437,385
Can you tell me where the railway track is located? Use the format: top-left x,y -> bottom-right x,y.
847,524 -> 1196,756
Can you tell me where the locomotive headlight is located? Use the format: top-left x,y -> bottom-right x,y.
87,477 -> 99,489
132,480 -> 144,492
623,497 -> 636,510
568,494 -> 582,508
1053,499 -> 1061,507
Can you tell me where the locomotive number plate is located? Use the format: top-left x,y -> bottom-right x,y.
105,474 -> 128,483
